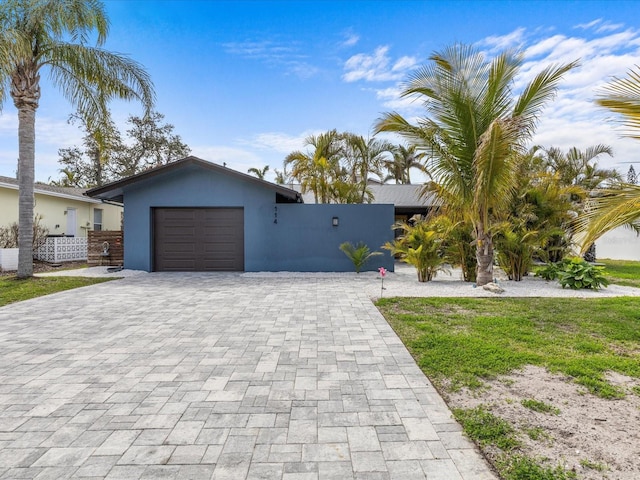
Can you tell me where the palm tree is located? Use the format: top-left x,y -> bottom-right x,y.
539,145 -> 619,191
248,165 -> 269,180
341,133 -> 393,202
375,44 -> 576,285
284,129 -> 342,203
0,0 -> 155,278
383,144 -> 427,184
576,65 -> 640,249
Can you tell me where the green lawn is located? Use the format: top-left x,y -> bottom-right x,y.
600,258 -> 640,288
376,296 -> 640,479
0,276 -> 114,307
376,296 -> 640,398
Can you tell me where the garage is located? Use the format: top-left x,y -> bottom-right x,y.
153,207 -> 244,271
85,157 -> 394,272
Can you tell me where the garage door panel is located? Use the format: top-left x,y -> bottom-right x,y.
154,208 -> 244,271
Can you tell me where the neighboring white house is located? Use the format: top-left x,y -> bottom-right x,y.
596,227 -> 640,261
0,175 -> 122,236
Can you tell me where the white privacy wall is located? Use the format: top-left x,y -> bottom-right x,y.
596,227 -> 640,261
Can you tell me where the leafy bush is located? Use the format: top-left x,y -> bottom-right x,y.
438,216 -> 477,282
494,223 -> 538,281
383,216 -> 447,282
535,261 -> 566,281
339,241 -> 382,273
557,257 -> 609,290
536,257 -> 609,290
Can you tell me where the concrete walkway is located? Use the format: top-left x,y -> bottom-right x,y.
0,273 -> 496,479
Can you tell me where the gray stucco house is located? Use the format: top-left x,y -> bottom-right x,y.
86,156 -> 396,273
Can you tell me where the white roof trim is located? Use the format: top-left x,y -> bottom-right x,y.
0,181 -> 103,204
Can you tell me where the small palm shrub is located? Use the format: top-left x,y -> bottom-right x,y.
494,224 -> 538,281
383,217 -> 447,282
339,241 -> 382,273
438,216 -> 477,282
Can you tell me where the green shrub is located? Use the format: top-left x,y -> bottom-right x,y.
535,261 -> 566,281
557,257 -> 609,290
383,217 -> 447,282
339,241 -> 382,273
536,258 -> 609,290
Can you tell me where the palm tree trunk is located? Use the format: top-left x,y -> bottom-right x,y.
475,225 -> 494,286
12,65 -> 41,279
16,105 -> 36,278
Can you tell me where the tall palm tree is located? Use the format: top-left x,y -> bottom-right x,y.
0,0 -> 155,278
284,129 -> 342,203
341,133 -> 393,202
383,144 -> 427,184
577,65 -> 640,249
539,145 -> 619,190
375,44 -> 576,285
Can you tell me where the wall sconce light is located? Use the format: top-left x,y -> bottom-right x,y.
63,210 -> 67,215
332,216 -> 339,227
55,224 -> 60,229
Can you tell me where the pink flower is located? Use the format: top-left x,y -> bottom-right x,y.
378,267 -> 387,277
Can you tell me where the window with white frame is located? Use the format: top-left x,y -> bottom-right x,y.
93,208 -> 103,231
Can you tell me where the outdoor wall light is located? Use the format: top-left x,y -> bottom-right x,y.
332,216 -> 339,227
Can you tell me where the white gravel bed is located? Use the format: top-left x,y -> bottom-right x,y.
246,263 -> 640,298
35,263 -> 640,298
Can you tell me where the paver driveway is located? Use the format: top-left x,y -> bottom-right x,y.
0,273 -> 496,479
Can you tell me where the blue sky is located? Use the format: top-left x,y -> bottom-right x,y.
1,0 -> 640,183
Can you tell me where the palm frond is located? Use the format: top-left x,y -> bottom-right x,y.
596,65 -> 640,139
473,117 -> 523,222
575,183 -> 640,250
513,60 -> 579,134
46,43 -> 155,131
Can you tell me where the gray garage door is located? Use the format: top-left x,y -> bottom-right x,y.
153,208 -> 244,271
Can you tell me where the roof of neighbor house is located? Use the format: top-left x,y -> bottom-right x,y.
0,175 -> 103,204
290,183 -> 439,209
85,156 -> 302,204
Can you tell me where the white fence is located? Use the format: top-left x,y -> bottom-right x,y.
34,237 -> 88,263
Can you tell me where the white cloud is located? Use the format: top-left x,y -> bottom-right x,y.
574,19 -> 602,30
343,46 -> 417,82
362,25 -> 640,177
249,131 -> 320,154
222,39 -> 318,79
507,25 -> 640,173
341,32 -> 360,48
479,27 -> 526,51
596,21 -> 624,33
374,86 -> 420,112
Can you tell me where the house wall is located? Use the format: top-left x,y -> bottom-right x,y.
596,227 -> 640,261
0,185 -> 121,237
121,164 -> 395,272
254,203 -> 395,272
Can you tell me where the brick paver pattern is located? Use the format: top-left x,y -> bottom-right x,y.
0,273 -> 496,479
